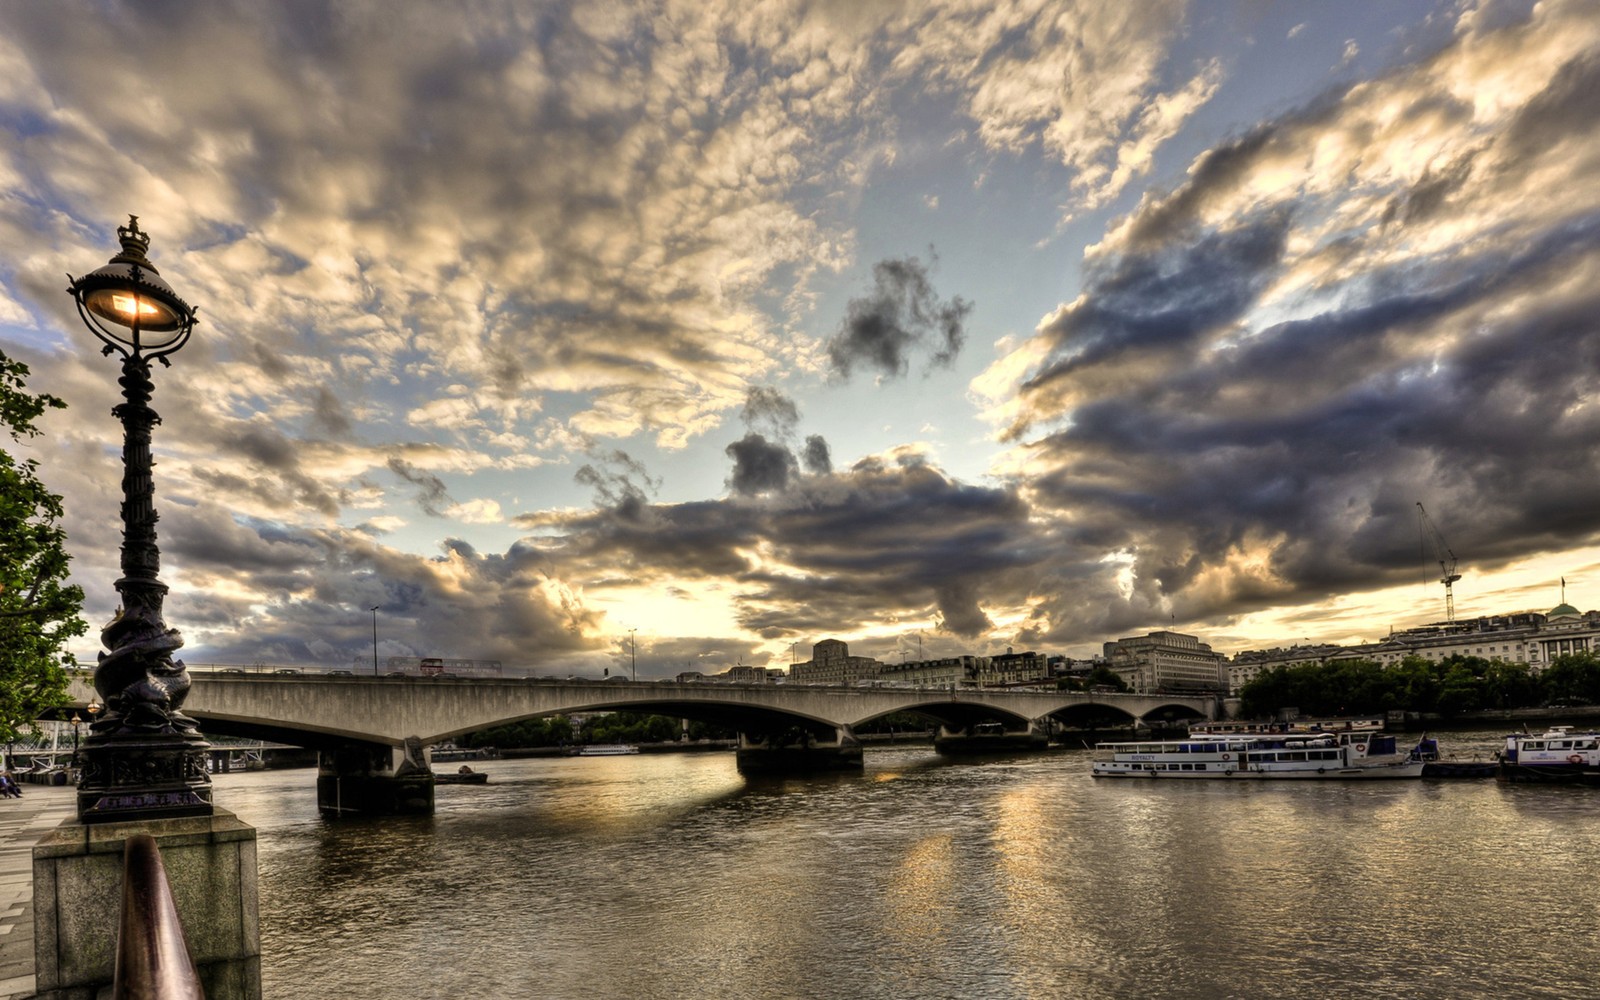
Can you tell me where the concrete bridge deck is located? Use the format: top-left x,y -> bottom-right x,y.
63,674 -> 1216,750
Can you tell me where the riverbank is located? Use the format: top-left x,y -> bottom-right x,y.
1388,705 -> 1600,730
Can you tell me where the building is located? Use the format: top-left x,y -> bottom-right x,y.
788,639 -> 883,685
714,664 -> 785,684
1104,631 -> 1226,694
976,648 -> 1050,687
1226,644 -> 1345,695
1225,598 -> 1600,694
877,655 -> 982,688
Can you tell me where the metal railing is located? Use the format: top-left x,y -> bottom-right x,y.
114,834 -> 204,1000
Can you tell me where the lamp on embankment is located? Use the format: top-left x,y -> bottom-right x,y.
67,216 -> 212,822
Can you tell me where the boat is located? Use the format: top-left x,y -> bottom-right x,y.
1409,737 -> 1498,779
429,743 -> 495,762
1497,727 -> 1600,783
572,744 -> 640,756
433,765 -> 488,785
1187,717 -> 1385,737
1091,730 -> 1426,779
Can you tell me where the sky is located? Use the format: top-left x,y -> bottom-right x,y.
3,0 -> 1598,678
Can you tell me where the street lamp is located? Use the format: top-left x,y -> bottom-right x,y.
371,606 -> 380,676
629,628 -> 637,682
69,713 -> 82,772
67,216 -> 212,822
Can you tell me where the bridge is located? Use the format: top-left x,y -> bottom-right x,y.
59,673 -> 1217,815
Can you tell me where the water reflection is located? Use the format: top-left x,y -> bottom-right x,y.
218,743 -> 1600,1000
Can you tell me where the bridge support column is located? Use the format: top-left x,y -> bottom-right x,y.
316,737 -> 433,817
735,725 -> 863,775
933,720 -> 1050,755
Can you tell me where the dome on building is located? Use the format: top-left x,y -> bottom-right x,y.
1548,601 -> 1581,620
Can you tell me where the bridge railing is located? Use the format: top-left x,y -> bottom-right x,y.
113,834 -> 205,1000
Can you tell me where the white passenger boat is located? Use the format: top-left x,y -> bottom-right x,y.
1498,727 -> 1600,783
573,744 -> 641,756
1091,731 -> 1425,780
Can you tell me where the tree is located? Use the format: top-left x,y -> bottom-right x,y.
0,350 -> 85,745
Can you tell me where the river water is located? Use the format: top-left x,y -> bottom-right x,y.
216,729 -> 1599,1000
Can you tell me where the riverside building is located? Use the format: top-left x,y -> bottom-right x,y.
1104,631 -> 1227,694
1224,599 -> 1600,694
788,639 -> 884,685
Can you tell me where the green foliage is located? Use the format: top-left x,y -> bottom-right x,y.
580,711 -> 680,745
1238,652 -> 1594,718
854,711 -> 934,734
1058,666 -> 1130,692
0,351 -> 83,743
461,715 -> 575,748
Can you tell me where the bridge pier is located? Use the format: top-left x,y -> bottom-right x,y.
735,724 -> 863,775
932,720 -> 1050,755
316,737 -> 434,817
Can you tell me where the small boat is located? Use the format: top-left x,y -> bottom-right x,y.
1091,730 -> 1425,780
433,765 -> 488,785
1410,737 -> 1498,779
1497,727 -> 1600,783
572,744 -> 640,756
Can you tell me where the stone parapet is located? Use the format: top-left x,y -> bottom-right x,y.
32,809 -> 259,1000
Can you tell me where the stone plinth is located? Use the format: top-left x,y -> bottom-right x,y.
32,809 -> 260,1000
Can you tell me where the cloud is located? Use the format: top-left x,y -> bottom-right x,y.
891,1 -> 1214,209
387,457 -> 453,517
982,0 -> 1600,637
802,435 -> 832,475
572,450 -> 659,521
725,433 -> 798,496
826,254 -> 972,380
548,453 -> 1050,642
740,385 -> 801,438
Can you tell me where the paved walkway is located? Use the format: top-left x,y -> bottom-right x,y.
0,785 -> 76,1000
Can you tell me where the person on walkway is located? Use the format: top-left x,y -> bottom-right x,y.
0,774 -> 19,798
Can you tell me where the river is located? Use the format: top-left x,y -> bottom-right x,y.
215,729 -> 1598,999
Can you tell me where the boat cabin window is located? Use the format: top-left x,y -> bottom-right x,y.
1523,741 -> 1546,750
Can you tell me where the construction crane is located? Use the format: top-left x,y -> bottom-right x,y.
1416,501 -> 1462,622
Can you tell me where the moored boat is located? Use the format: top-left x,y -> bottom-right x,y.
1409,737 -> 1498,779
1092,731 -> 1425,780
1497,727 -> 1600,783
573,744 -> 640,756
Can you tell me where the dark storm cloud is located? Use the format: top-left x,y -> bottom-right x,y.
802,435 -> 832,475
826,255 -> 973,380
175,523 -> 603,668
542,458 -> 1049,642
387,457 -> 453,517
1024,210 -> 1291,406
1018,212 -> 1600,634
725,433 -> 798,496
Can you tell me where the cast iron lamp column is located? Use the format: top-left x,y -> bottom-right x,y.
67,216 -> 212,822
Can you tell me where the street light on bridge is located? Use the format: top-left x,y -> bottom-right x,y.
67,216 -> 212,822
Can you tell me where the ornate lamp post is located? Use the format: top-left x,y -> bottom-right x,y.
69,713 -> 82,772
67,216 -> 212,822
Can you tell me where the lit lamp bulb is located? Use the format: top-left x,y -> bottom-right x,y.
110,293 -> 161,319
